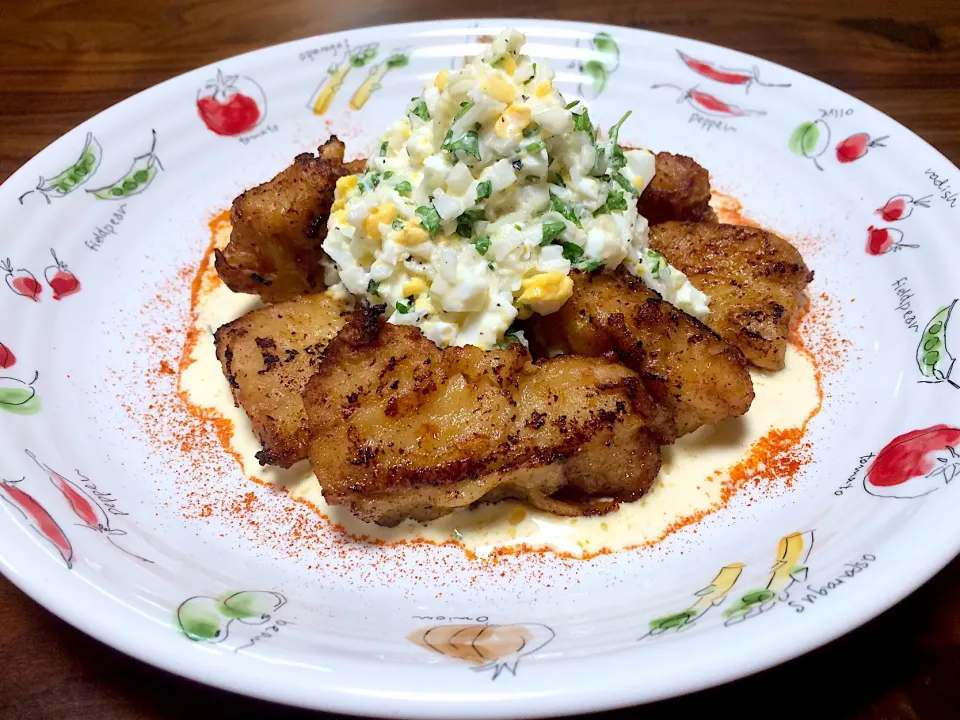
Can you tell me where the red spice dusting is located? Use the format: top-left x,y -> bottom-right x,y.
117,196 -> 846,581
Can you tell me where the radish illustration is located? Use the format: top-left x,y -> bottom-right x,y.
876,194 -> 931,222
197,69 -> 267,136
866,226 -> 918,256
1,259 -> 41,302
836,132 -> 887,163
865,425 -> 960,498
0,343 -> 15,370
43,249 -> 81,300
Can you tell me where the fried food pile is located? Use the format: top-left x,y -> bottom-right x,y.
212,139 -> 813,526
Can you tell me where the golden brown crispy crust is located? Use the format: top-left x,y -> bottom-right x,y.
637,152 -> 717,225
649,222 -> 814,370
302,307 -> 674,526
214,137 -> 365,302
214,293 -> 352,468
527,269 -> 754,437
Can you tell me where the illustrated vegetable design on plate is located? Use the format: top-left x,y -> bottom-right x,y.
723,531 -> 815,625
917,301 -> 958,388
651,84 -> 765,118
864,425 -> 960,499
676,50 -> 791,92
177,591 -> 287,643
877,193 -> 931,222
307,43 -> 378,116
349,48 -> 411,111
408,623 -> 555,680
865,226 -> 918,256
25,449 -> 153,563
0,342 -> 15,370
197,70 -> 267,136
18,132 -> 102,205
644,563 -> 745,636
789,120 -> 887,170
0,477 -> 73,568
87,130 -> 163,199
0,371 -> 40,416
2,258 -> 42,302
575,32 -> 620,100
44,250 -> 81,300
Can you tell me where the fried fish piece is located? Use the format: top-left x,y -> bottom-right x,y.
214,293 -> 352,468
637,152 -> 717,225
527,269 -> 754,437
302,307 -> 675,526
215,136 -> 365,302
649,222 -> 814,370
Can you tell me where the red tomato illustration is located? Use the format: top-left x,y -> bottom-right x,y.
836,133 -> 888,163
865,425 -> 960,498
866,226 -> 918,255
197,69 -> 266,137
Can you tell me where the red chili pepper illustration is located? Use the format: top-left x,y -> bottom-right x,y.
836,133 -> 888,163
676,51 -> 790,92
1,259 -> 41,302
0,478 -> 73,568
865,425 -> 960,498
651,84 -> 765,117
0,343 -> 15,370
44,250 -> 81,301
25,450 -> 153,564
866,226 -> 918,255
876,194 -> 931,222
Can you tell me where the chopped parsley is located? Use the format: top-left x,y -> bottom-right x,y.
358,172 -> 381,193
410,100 -> 430,121
474,235 -> 491,255
395,300 -> 412,314
611,172 -> 638,196
647,250 -> 665,278
497,333 -> 523,348
572,108 -> 593,136
441,130 -> 481,160
565,100 -> 580,110
415,205 -> 441,238
523,63 -> 537,84
452,100 -> 475,125
456,209 -> 485,237
367,279 -> 380,296
558,241 -> 584,262
395,180 -> 412,197
382,170 -> 394,180
526,140 -> 546,153
549,192 -> 581,227
522,123 -> 541,138
488,262 -> 495,271
573,258 -> 605,272
540,221 -> 566,245
379,141 -> 388,157
605,111 -> 632,171
475,180 -> 492,201
594,189 -> 627,215
490,55 -> 506,69
391,218 -> 405,230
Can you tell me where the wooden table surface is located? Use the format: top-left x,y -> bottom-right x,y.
2,1 -> 959,718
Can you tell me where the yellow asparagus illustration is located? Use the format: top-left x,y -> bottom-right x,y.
645,562 -> 745,636
307,43 -> 378,116
723,530 -> 814,625
349,49 -> 410,111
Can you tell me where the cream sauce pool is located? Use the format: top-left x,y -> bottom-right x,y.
180,222 -> 819,558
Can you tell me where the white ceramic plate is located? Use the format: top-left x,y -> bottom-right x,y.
1,18 -> 959,719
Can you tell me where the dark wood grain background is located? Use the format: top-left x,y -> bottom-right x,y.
2,1 -> 959,718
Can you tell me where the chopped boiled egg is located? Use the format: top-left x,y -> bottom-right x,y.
321,28 -> 710,350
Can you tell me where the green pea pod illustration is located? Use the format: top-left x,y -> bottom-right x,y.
18,132 -> 102,205
918,300 -> 958,388
86,129 -> 163,200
